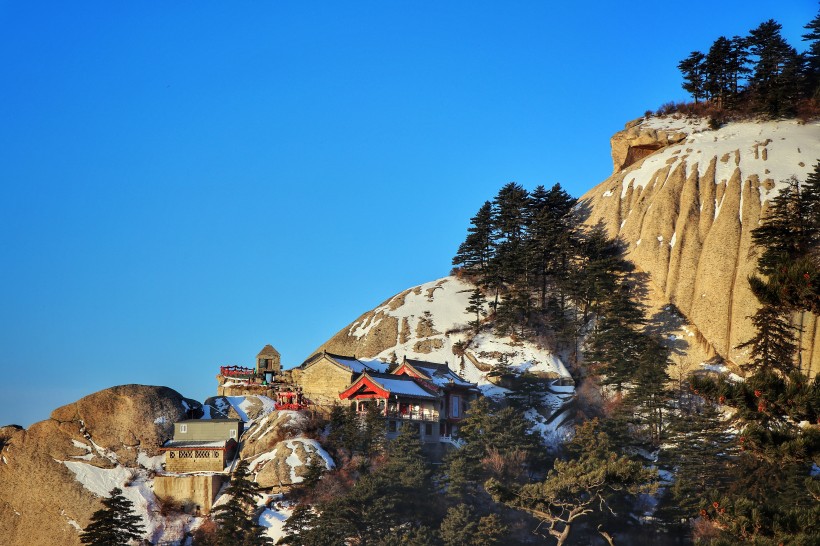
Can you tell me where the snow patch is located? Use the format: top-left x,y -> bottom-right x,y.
137,451 -> 164,472
259,502 -> 294,543
619,120 -> 820,205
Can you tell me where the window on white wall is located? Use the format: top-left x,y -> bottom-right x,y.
180,424 -> 187,434
229,429 -> 237,439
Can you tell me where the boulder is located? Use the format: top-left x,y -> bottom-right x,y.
249,438 -> 334,489
0,384 -> 198,546
242,410 -> 308,459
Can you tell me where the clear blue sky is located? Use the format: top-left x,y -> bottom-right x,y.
1,1 -> 816,427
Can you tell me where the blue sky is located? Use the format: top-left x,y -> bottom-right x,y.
1,1 -> 816,427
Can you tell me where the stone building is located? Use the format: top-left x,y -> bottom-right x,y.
256,344 -> 281,383
296,351 -> 389,406
297,352 -> 479,443
160,419 -> 242,473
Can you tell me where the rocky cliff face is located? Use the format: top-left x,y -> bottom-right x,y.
0,385 -> 201,546
581,116 -> 820,375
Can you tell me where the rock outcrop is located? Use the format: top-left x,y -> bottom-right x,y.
581,116 -> 820,375
0,385 -> 199,546
249,438 -> 334,489
610,117 -> 700,172
242,410 -> 309,459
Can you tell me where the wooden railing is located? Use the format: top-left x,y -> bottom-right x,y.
220,365 -> 255,378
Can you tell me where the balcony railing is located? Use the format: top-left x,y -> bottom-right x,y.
386,409 -> 439,421
355,409 -> 440,421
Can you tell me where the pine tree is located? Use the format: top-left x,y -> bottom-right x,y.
452,201 -> 495,278
747,19 -> 801,116
375,525 -> 440,546
213,459 -> 271,546
464,287 -> 487,333
486,420 -> 656,546
438,504 -> 507,546
289,426 -> 437,545
803,7 -> 820,98
678,51 -> 706,102
585,283 -> 647,392
736,304 -> 799,375
359,402 -> 386,457
624,333 -> 672,447
491,182 -> 530,292
658,398 -> 739,524
727,35 -> 751,99
526,184 -> 577,314
705,36 -> 734,108
439,503 -> 478,546
80,487 -> 145,546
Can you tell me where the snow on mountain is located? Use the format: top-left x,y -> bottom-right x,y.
322,276 -> 572,387
582,117 -> 820,374
317,276 -> 576,445
615,119 -> 820,204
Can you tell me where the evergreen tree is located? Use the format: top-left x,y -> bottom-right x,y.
452,201 -> 495,279
741,174 -> 819,376
624,333 -> 672,447
803,7 -> 820,97
286,426 -> 437,545
80,487 -> 145,546
727,35 -> 752,99
491,182 -> 530,293
457,397 -> 543,475
736,304 -> 800,375
584,282 -> 647,392
486,420 -> 656,546
747,19 -> 802,116
525,183 -> 577,314
376,525 -> 441,546
464,287 -> 487,333
438,503 -> 507,546
213,460 -> 272,546
678,51 -> 706,102
326,404 -> 361,456
359,402 -> 386,457
439,504 -> 478,546
705,36 -> 735,108
658,398 -> 739,524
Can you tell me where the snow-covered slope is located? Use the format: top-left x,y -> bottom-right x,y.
318,276 -> 572,386
582,116 -> 820,374
315,276 -> 576,444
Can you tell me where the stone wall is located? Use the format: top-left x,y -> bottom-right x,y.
297,357 -> 354,404
153,474 -> 226,514
164,449 -> 226,473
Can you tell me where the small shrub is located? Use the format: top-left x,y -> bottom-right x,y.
191,518 -> 218,546
796,98 -> 820,122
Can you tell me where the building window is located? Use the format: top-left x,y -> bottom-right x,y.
451,396 -> 460,418
229,429 -> 236,439
180,424 -> 187,434
425,423 -> 433,436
